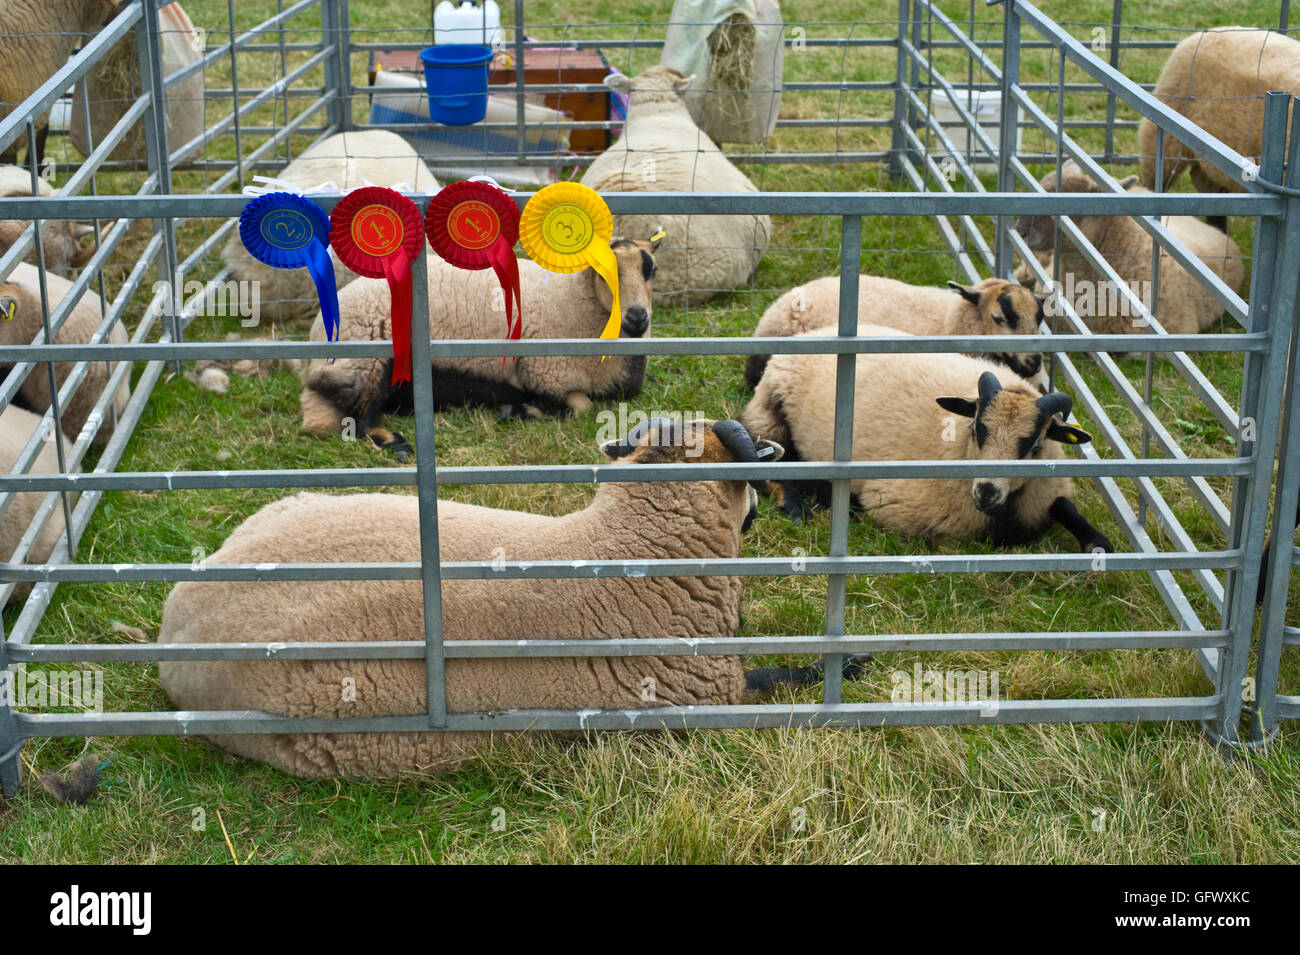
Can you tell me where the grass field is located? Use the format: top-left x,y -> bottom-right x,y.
3,0 -> 1300,864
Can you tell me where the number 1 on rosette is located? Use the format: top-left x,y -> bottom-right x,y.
238,192 -> 339,340
330,186 -> 424,385
424,180 -> 523,363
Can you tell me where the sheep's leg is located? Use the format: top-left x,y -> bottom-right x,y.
744,654 -> 873,694
356,390 -> 412,462
34,124 -> 48,167
500,392 -> 568,420
564,392 -> 593,415
1048,496 -> 1113,553
776,481 -> 815,523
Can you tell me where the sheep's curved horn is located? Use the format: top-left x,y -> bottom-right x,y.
977,371 -> 1002,405
627,416 -> 681,445
1036,391 -> 1073,421
712,419 -> 759,462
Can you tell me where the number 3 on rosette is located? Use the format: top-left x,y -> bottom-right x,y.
330,186 -> 424,384
238,192 -> 339,340
518,182 -> 620,359
425,181 -> 522,360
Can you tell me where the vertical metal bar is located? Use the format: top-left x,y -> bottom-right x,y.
822,214 -> 862,705
994,0 -> 1020,277
137,0 -> 181,371
76,72 -> 115,433
513,0 -> 526,162
1103,0 -> 1122,164
0,613 -> 21,796
1282,0 -> 1291,33
408,248 -> 447,727
321,0 -> 345,132
277,0 -> 290,163
339,0 -> 353,130
1211,92 -> 1297,747
1139,126 -> 1163,526
1253,94 -> 1300,743
887,0 -> 911,178
226,0 -> 246,190
26,123 -> 76,560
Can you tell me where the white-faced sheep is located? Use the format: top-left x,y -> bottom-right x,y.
221,130 -> 440,326
0,262 -> 128,445
0,0 -> 118,165
155,417 -> 868,778
1138,28 -> 1300,230
740,324 -> 1113,552
0,166 -> 97,278
581,66 -> 771,306
299,238 -> 660,459
745,275 -> 1047,390
1015,161 -> 1244,340
0,403 -> 74,580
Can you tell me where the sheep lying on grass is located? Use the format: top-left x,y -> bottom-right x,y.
156,417 -> 870,778
740,324 -> 1112,552
1015,162 -> 1243,341
0,166 -> 98,278
1138,28 -> 1300,231
222,130 -> 440,326
299,239 -> 659,459
0,404 -> 75,601
582,66 -> 770,305
745,275 -> 1047,390
0,262 -> 128,445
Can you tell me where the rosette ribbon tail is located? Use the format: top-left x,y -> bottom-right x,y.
486,234 -> 523,353
383,251 -> 414,385
590,242 -> 621,361
306,240 -> 340,342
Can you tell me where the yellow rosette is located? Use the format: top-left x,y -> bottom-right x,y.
519,182 -> 622,347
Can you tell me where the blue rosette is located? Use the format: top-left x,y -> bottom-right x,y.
238,192 -> 340,340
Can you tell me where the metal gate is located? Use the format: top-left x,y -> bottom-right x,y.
0,0 -> 1296,794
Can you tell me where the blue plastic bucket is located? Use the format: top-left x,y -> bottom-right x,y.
419,44 -> 494,125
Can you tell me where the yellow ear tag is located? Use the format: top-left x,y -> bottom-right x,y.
519,182 -> 619,358
648,228 -> 666,244
3,301 -> 13,322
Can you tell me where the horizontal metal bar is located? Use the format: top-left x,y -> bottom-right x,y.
0,192 -> 1278,220
0,333 -> 1265,365
11,630 -> 1231,663
0,550 -> 1242,585
14,696 -> 1223,735
0,456 -> 1253,496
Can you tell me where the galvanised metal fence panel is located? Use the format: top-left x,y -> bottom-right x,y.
0,0 -> 1298,794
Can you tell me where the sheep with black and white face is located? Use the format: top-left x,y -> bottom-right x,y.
740,324 -> 1113,553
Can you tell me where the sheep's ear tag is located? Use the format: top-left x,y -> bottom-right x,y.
425,180 -> 523,364
239,192 -> 339,340
519,182 -> 619,360
331,186 -> 424,386
756,445 -> 775,458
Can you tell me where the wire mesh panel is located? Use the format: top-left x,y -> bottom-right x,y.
0,0 -> 1297,791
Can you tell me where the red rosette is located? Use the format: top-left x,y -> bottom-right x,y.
331,186 -> 424,385
425,180 -> 523,348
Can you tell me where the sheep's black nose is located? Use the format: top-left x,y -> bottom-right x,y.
1018,353 -> 1043,376
973,482 -> 1001,512
622,306 -> 650,338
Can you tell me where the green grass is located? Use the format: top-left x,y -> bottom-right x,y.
3,0 -> 1300,864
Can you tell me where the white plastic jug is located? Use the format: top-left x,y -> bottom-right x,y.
435,1 -> 502,47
